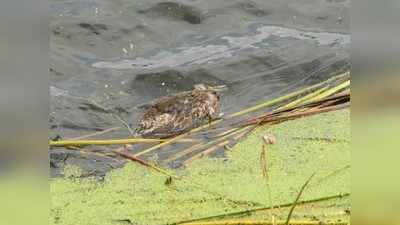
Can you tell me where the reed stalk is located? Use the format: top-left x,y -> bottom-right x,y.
49,138 -> 197,147
275,86 -> 329,111
173,193 -> 349,224
302,80 -> 350,105
226,72 -> 349,118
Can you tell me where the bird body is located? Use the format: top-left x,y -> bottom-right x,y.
135,84 -> 224,138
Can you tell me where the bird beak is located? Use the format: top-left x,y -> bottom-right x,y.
211,85 -> 228,92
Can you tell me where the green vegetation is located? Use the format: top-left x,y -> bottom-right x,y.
51,109 -> 350,225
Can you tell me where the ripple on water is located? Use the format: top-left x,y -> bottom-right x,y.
92,25 -> 349,70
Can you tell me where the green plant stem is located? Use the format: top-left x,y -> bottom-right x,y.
173,193 -> 350,224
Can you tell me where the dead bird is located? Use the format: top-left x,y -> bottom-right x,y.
135,84 -> 226,138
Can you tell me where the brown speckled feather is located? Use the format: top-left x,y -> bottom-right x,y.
135,85 -> 221,138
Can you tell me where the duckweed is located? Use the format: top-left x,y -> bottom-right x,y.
51,109 -> 350,225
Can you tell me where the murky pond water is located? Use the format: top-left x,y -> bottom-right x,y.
50,0 -> 349,177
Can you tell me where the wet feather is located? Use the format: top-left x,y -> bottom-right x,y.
135,84 -> 223,138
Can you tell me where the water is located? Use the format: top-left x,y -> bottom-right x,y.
50,0 -> 350,177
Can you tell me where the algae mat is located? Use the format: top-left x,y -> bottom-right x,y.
51,109 -> 350,225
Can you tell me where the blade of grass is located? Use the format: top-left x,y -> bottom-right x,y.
172,193 -> 350,224
285,173 -> 315,225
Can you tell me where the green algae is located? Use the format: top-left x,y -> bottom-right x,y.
51,109 -> 350,225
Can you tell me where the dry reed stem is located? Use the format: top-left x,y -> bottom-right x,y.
245,103 -> 349,126
303,80 -> 350,105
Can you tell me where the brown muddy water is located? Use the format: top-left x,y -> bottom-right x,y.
50,0 -> 350,178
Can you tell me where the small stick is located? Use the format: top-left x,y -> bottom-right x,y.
285,173 -> 315,225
